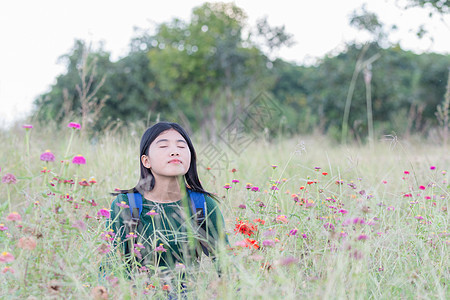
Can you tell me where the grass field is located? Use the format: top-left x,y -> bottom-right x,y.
0,123 -> 448,299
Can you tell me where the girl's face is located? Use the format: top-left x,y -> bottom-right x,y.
141,129 -> 191,178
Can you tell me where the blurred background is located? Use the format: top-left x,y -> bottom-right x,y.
1,0 -> 449,143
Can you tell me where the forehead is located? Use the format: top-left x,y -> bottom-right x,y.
154,129 -> 186,142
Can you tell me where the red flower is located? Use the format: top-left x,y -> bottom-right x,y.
253,218 -> 265,225
234,220 -> 258,236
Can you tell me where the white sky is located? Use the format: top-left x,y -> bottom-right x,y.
0,0 -> 449,128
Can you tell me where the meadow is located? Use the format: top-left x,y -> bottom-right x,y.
0,122 -> 448,299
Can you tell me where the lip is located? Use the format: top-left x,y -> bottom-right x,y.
168,159 -> 182,164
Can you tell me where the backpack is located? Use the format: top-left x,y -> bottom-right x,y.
125,190 -> 210,256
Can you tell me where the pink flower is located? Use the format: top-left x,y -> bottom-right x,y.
271,165 -> 278,169
6,212 -> 21,222
340,231 -> 348,238
97,209 -> 110,218
116,201 -> 129,209
2,266 -> 14,274
22,124 -> 33,129
154,244 -> 167,253
415,215 -> 424,220
419,185 -> 426,190
146,210 -> 158,216
68,122 -> 81,129
387,206 -> 395,211
270,185 -> 279,191
238,204 -> 246,209
289,228 -> 298,236
357,234 -> 368,241
323,222 -> 335,231
2,173 -> 17,184
245,183 -> 252,189
0,224 -> 8,231
430,166 -> 436,170
338,209 -> 348,214
251,186 -> 260,192
72,155 -> 86,165
0,252 -> 14,263
126,232 -> 138,239
223,183 -> 232,189
404,171 -> 410,175
275,215 -> 288,224
40,150 -> 55,162
232,179 -> 239,184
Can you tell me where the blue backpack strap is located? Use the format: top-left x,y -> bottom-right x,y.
187,190 -> 206,222
127,192 -> 143,218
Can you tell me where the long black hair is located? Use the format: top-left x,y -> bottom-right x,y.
117,122 -> 213,198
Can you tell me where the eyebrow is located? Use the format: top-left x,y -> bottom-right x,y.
155,139 -> 187,144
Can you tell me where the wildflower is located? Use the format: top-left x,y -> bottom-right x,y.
387,206 -> 395,211
68,122 -> 81,129
240,238 -> 260,249
116,201 -> 129,209
72,155 -> 86,165
238,204 -> 246,209
338,209 -> 348,214
323,222 -> 335,231
126,232 -> 138,239
231,168 -> 237,173
40,150 -> 55,162
134,243 -> 145,249
301,233 -> 308,239
78,179 -> 89,186
419,185 -> 426,190
270,184 -> 279,190
403,193 -> 412,197
2,173 -> 17,184
101,230 -> 115,242
275,215 -> 288,224
22,124 -> 33,129
430,166 -> 436,170
223,183 -> 232,189
442,170 -> 447,175
175,263 -> 185,271
162,285 -> 170,291
0,224 -> 8,231
206,166 -> 211,171
322,172 -> 328,176
314,167 -> 321,171
404,171 -> 410,175
0,252 -> 14,263
253,218 -> 265,225
262,239 -> 275,247
251,186 -> 260,192
232,179 -> 239,184
17,236 -> 37,250
245,183 -> 252,189
289,228 -> 298,236
382,180 -> 387,184
89,177 -> 97,184
258,202 -> 266,208
146,210 -> 158,216
415,215 -> 424,220
154,244 -> 167,253
234,220 -> 258,236
2,266 -> 14,274
6,212 -> 21,222
271,165 -> 278,169
357,234 -> 368,241
97,209 -> 110,218
340,231 -> 348,238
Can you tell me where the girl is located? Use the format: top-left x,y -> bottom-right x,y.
107,122 -> 228,279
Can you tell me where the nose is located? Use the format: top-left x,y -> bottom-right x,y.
170,151 -> 179,156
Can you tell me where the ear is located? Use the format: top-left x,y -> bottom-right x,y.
141,155 -> 151,169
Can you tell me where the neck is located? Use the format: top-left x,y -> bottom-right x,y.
144,175 -> 184,203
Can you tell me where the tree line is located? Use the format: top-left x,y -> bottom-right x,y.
32,2 -> 450,142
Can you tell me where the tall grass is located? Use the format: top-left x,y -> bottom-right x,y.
0,123 -> 448,299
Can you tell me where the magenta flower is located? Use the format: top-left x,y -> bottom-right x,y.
340,231 -> 348,238
0,252 -> 14,263
40,150 -> 55,162
419,185 -> 426,190
134,243 -> 145,249
6,212 -> 21,222
146,210 -> 158,216
245,183 -> 252,189
101,230 -> 116,242
238,204 -> 247,209
271,165 -> 278,169
72,155 -> 86,165
262,240 -> 275,247
116,201 -> 130,209
223,183 -> 232,189
97,208 -> 110,218
154,244 -> 167,253
126,232 -> 138,239
415,215 -> 424,220
270,185 -> 279,191
430,166 -> 436,170
301,233 -> 308,239
232,179 -> 239,184
338,209 -> 348,214
68,122 -> 81,129
289,228 -> 298,236
0,224 -> 8,231
2,173 -> 17,184
387,206 -> 395,211
251,186 -> 260,192
357,234 -> 368,241
22,124 -> 33,129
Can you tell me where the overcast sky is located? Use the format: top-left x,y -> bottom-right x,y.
0,0 -> 449,128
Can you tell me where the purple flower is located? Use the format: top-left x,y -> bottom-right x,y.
40,150 -> 55,162
232,179 -> 239,184
251,186 -> 260,192
301,233 -> 308,239
270,185 -> 279,191
338,209 -> 348,214
68,122 -> 81,129
2,173 -> 17,184
289,228 -> 298,236
238,204 -> 246,209
262,240 -> 275,247
430,166 -> 436,170
358,234 -> 368,241
72,155 -> 86,165
22,124 -> 33,129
